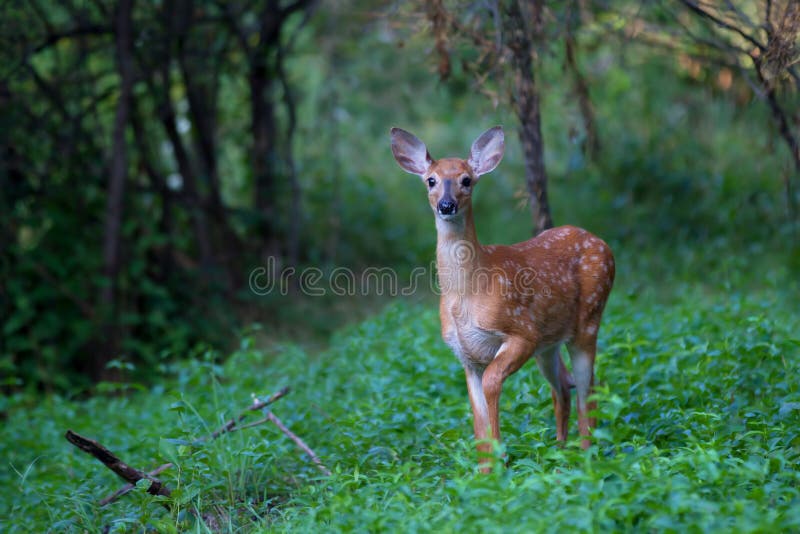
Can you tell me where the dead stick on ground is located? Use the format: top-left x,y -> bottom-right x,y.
97,389 -> 289,506
209,386 -> 290,440
64,430 -> 172,509
265,411 -> 332,476
99,462 -> 173,506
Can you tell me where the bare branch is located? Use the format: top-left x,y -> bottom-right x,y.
28,24 -> 111,55
753,58 -> 800,174
97,388 -> 290,507
65,430 -> 172,508
209,386 -> 290,439
723,0 -> 756,30
99,463 -> 174,507
678,0 -> 765,51
264,411 -> 331,476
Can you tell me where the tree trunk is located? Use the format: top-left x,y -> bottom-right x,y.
98,0 -> 135,379
130,93 -> 175,283
277,40 -> 302,269
508,0 -> 553,235
565,0 -> 600,159
250,58 -> 280,261
175,10 -> 241,290
147,0 -> 217,277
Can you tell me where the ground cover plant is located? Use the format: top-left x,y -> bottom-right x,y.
3,254 -> 799,532
3,3 -> 800,532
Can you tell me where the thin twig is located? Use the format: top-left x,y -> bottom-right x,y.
99,463 -> 173,506
238,416 -> 271,430
97,388 -> 290,505
209,386 -> 290,439
265,411 -> 331,476
678,0 -> 765,51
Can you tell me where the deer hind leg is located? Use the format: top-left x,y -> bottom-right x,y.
535,346 -> 572,443
567,338 -> 597,449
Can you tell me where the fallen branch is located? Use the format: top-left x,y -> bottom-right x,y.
98,463 -> 173,507
209,386 -> 290,440
96,388 -> 290,507
71,385 -> 330,514
264,410 -> 332,476
64,430 -> 172,509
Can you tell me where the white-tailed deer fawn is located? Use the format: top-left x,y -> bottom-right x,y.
390,126 -> 615,466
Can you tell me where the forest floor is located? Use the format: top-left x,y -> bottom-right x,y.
2,249 -> 800,533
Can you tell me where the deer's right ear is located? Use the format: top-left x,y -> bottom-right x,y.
391,128 -> 433,176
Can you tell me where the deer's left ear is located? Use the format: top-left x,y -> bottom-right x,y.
468,126 -> 504,177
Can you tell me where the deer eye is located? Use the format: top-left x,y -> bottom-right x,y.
461,177 -> 471,187
427,177 -> 436,188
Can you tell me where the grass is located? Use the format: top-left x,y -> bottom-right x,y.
2,253 -> 800,532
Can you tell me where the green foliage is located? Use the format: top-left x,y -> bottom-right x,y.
3,278 -> 799,531
3,2 -> 799,528
4,1 -> 799,391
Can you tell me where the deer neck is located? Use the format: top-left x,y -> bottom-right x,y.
435,207 -> 483,297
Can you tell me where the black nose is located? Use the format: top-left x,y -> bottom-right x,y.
438,199 -> 457,215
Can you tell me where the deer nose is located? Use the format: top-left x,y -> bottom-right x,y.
437,199 -> 457,215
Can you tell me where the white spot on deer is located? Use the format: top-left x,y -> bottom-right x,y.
590,255 -> 600,262
585,324 -> 597,335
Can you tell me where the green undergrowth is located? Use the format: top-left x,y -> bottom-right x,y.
2,278 -> 800,532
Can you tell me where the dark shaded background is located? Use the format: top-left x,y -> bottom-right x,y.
1,0 -> 798,391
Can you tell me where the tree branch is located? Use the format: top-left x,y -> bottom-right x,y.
98,463 -> 174,507
28,24 -> 111,56
65,430 -> 172,507
209,386 -> 290,439
94,387 -> 292,507
264,411 -> 331,476
678,0 -> 765,51
754,57 -> 800,174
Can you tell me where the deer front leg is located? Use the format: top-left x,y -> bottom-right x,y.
464,366 -> 491,459
481,337 -> 537,455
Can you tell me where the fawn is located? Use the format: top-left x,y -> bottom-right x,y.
390,126 -> 615,467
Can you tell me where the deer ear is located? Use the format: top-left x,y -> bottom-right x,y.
468,126 -> 504,176
391,128 -> 433,176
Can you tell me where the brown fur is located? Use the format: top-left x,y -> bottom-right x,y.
392,128 -> 615,470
